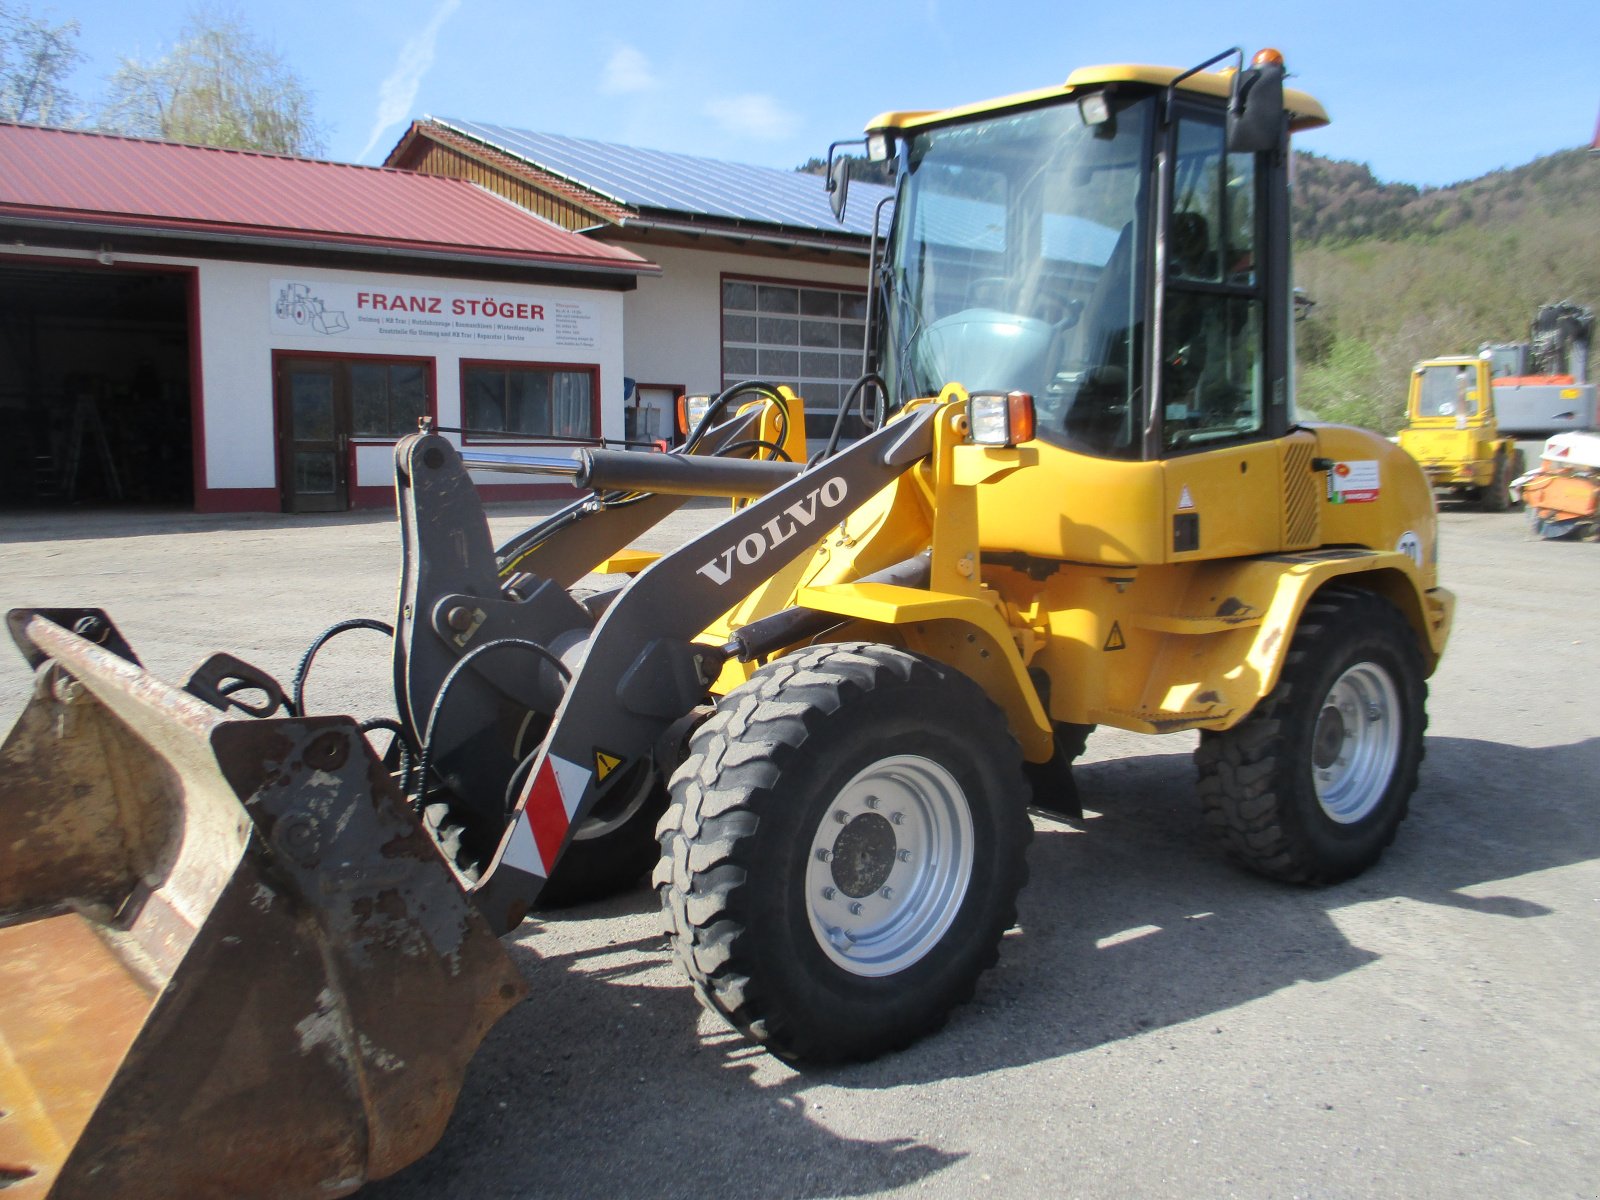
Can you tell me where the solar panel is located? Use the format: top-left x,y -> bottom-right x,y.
435,118 -> 894,239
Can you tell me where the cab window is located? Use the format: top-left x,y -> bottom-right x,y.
1162,115 -> 1265,452
1415,366 -> 1479,418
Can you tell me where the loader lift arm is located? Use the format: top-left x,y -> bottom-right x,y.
475,407 -> 937,931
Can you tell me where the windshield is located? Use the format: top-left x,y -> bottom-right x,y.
884,94 -> 1151,457
1414,365 -> 1481,419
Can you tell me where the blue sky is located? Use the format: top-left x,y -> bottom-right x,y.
51,0 -> 1600,186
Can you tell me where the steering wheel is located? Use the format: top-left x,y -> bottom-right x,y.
965,279 -> 1084,333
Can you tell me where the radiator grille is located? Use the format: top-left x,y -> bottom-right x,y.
1283,439 -> 1320,548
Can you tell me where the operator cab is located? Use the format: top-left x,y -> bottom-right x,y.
859,54 -> 1328,462
1410,358 -> 1493,428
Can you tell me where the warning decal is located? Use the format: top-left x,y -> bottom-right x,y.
595,749 -> 623,782
1328,460 -> 1380,504
1177,485 -> 1195,511
503,752 -> 595,877
1103,622 -> 1127,651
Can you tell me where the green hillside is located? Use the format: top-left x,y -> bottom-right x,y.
1291,147 -> 1600,432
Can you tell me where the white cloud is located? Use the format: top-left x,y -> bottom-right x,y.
358,0 -> 464,162
601,46 -> 658,95
702,93 -> 801,141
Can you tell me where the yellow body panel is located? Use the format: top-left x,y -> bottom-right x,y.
1310,425 -> 1444,588
680,394 -> 1448,752
994,552 -> 1451,734
971,442 -> 1170,564
796,582 -> 1055,761
593,549 -> 660,575
866,62 -> 1328,137
1164,440 -> 1287,561
691,395 -> 1448,747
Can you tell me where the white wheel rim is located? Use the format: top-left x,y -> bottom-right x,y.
1311,661 -> 1401,824
803,754 -> 975,977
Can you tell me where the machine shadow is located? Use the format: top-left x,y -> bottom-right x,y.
362,929 -> 964,1200
830,732 -> 1600,1091
365,734 -> 1597,1198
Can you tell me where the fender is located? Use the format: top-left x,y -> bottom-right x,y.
793,581 -> 1055,763
1054,550 -> 1453,735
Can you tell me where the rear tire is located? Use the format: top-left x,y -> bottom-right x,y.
1481,453 -> 1512,511
1508,449 -> 1528,507
655,642 -> 1031,1063
1196,587 -> 1426,884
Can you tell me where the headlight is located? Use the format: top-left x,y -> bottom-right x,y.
968,391 -> 1035,447
678,394 -> 712,435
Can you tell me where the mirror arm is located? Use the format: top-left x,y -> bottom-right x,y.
864,194 -> 895,377
1165,47 -> 1242,122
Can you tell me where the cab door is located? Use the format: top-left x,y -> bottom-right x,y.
1157,106 -> 1284,560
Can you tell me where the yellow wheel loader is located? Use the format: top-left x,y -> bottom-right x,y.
1397,355 -> 1526,509
0,48 -> 1453,1197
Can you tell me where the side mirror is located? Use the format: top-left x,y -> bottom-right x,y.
827,154 -> 851,224
1227,57 -> 1286,154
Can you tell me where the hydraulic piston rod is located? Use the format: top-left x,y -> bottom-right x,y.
458,449 -> 582,477
460,446 -> 802,499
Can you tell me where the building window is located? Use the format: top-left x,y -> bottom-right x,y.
351,361 -> 428,436
722,277 -> 868,440
463,362 -> 597,439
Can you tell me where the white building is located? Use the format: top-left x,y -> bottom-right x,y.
0,121 -> 655,512
387,119 -> 894,444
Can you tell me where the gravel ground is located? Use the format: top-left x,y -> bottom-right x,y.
1,494 -> 1596,1200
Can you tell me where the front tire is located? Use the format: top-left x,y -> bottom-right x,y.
1196,587 -> 1426,884
655,642 -> 1031,1063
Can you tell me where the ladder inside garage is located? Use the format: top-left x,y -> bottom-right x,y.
58,393 -> 123,503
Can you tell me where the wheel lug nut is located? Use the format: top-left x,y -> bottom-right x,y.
834,809 -> 849,824
891,812 -> 904,825
815,848 -> 832,862
898,849 -> 912,862
848,901 -> 863,915
822,886 -> 836,900
865,796 -> 880,809
880,887 -> 894,900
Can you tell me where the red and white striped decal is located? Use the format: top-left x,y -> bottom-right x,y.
502,754 -> 591,877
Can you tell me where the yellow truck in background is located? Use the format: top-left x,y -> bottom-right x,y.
1397,355 -> 1526,509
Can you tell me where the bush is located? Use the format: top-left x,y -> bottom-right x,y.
1296,338 -> 1399,433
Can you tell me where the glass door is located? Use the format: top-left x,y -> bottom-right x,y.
277,360 -> 348,512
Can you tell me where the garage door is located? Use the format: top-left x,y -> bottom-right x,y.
720,278 -> 869,442
0,262 -> 193,508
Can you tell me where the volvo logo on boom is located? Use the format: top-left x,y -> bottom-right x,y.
696,476 -> 850,586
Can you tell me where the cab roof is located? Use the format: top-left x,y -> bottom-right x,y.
867,61 -> 1329,136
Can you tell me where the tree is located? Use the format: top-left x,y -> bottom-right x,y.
99,8 -> 324,155
796,153 -> 896,187
0,2 -> 83,125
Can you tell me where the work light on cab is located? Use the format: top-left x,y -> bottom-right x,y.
968,391 -> 1035,447
677,393 -> 712,435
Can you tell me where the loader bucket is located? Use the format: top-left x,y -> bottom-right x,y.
0,611 -> 527,1199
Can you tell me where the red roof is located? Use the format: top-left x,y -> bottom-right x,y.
0,122 -> 656,276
